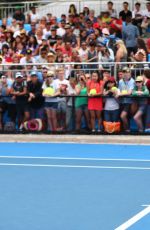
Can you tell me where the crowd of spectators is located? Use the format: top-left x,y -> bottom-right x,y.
0,1 -> 150,133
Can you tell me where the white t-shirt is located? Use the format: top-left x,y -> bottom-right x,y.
104,90 -> 120,111
57,28 -> 66,37
54,78 -> 69,102
132,9 -> 143,18
43,29 -> 51,39
42,81 -> 58,102
30,12 -> 39,23
67,83 -> 76,106
78,48 -> 88,61
20,56 -> 36,65
142,9 -> 150,18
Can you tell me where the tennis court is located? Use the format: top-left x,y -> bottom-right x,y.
0,141 -> 150,230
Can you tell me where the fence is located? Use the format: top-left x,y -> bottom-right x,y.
0,61 -> 150,134
0,61 -> 149,80
0,0 -> 148,20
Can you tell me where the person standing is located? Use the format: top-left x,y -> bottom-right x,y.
119,2 -> 132,22
122,16 -> 139,56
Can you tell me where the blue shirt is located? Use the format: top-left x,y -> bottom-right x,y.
119,77 -> 135,104
122,23 -> 139,48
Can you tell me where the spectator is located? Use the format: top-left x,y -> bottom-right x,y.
57,20 -> 66,37
36,47 -> 47,64
87,71 -> 103,132
66,76 -> 77,130
75,73 -> 89,131
68,4 -> 77,16
54,68 -> 69,130
83,6 -> 90,17
115,40 -> 127,63
107,1 -> 117,18
10,72 -> 29,129
132,2 -> 143,35
88,10 -> 97,23
87,41 -> 98,70
42,70 -> 58,127
27,6 -> 39,24
27,71 -> 44,119
103,77 -> 120,122
134,38 -> 148,61
141,2 -> 150,36
20,49 -> 36,66
43,22 -> 51,40
118,67 -> 135,132
13,6 -> 25,22
122,16 -> 139,57
27,35 -> 39,56
97,42 -> 114,70
35,28 -> 43,45
63,24 -> 77,47
132,76 -> 149,132
48,26 -> 59,46
119,2 -> 132,22
28,22 -> 36,36
78,41 -> 88,62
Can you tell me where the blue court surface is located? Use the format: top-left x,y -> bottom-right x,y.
0,143 -> 150,230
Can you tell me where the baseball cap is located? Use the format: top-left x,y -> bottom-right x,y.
122,67 -> 130,73
47,52 -> 55,57
51,26 -> 57,31
64,24 -> 71,29
135,76 -> 143,82
15,72 -> 23,78
47,70 -> 54,77
42,65 -> 49,69
30,71 -> 37,76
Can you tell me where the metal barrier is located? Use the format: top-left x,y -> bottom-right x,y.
0,61 -> 149,79
0,61 -> 149,134
0,0 -> 148,20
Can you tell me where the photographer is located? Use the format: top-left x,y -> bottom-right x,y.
97,42 -> 114,70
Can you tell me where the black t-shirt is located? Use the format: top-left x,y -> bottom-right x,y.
119,10 -> 132,21
12,80 -> 28,104
48,35 -> 59,45
63,34 -> 77,46
13,13 -> 25,22
27,80 -> 44,108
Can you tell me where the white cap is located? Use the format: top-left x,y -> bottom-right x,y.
15,72 -> 23,78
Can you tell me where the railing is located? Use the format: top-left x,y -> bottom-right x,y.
0,61 -> 149,80
0,61 -> 150,134
0,0 -> 148,20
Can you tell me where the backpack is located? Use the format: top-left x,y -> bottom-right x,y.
4,122 -> 16,132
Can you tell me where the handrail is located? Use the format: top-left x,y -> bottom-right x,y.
0,61 -> 149,66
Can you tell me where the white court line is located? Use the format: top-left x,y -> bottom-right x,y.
0,156 -> 150,162
115,205 -> 150,230
0,163 -> 150,170
1,141 -> 150,146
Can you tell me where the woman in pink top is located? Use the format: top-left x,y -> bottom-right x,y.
87,71 -> 103,132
